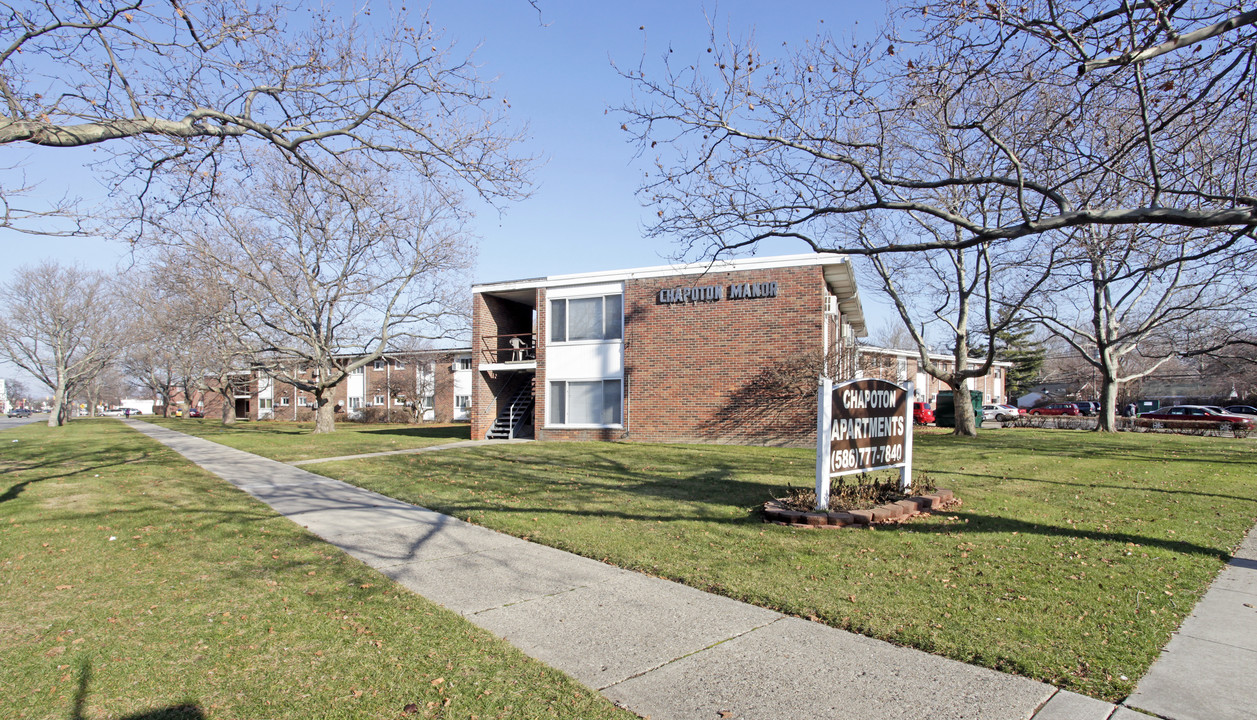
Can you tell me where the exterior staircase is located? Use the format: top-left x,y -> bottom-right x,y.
487,383 -> 534,439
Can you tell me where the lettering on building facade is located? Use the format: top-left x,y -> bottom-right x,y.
657,281 -> 779,304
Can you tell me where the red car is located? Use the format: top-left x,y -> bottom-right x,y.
913,402 -> 934,425
1028,403 -> 1081,416
1138,405 -> 1253,430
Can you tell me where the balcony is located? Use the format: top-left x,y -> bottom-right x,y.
480,333 -> 537,371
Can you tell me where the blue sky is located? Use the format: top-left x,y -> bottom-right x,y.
0,0 -> 891,280
0,1 -> 897,391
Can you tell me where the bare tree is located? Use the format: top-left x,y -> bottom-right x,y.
128,254 -> 254,423
150,160 -> 473,434
3,377 -> 26,407
123,267 -> 205,416
0,1 -> 532,234
0,263 -> 123,425
1023,225 -> 1257,430
619,0 -> 1256,262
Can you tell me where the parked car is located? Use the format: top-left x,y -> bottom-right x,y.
1224,405 -> 1257,416
6,408 -> 31,418
1138,405 -> 1254,431
1028,403 -> 1081,416
1074,401 -> 1100,416
913,401 -> 934,425
101,408 -> 125,417
982,404 -> 1020,422
188,408 -> 205,418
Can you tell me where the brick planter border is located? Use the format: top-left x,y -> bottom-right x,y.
763,489 -> 958,529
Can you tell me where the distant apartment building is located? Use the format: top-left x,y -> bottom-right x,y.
856,345 -> 1010,406
157,349 -> 473,423
248,349 -> 473,423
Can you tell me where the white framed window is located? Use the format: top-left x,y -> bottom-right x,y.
394,396 -> 407,406
349,366 -> 363,376
349,397 -> 362,410
549,294 -> 622,343
279,397 -> 290,406
455,395 -> 471,410
548,379 -> 622,426
373,395 -> 386,406
393,359 -> 404,369
373,360 -> 385,371
297,396 -> 309,406
422,395 -> 435,410
259,398 -> 273,409
457,357 -> 472,370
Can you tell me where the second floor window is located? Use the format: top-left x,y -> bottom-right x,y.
550,294 -> 622,343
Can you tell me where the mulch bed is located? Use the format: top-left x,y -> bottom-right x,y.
763,489 -> 960,528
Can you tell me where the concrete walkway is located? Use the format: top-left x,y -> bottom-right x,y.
123,419 -> 1220,720
1126,526 -> 1257,720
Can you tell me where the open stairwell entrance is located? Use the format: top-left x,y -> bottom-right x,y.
486,376 -> 535,439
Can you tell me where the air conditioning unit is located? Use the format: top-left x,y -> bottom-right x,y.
825,296 -> 839,315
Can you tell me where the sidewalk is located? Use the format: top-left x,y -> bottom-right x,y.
125,420 -> 1236,720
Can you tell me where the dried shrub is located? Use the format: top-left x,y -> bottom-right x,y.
777,472 -> 939,512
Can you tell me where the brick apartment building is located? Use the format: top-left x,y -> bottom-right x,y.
856,345 -> 1010,407
470,254 -> 858,445
471,253 -> 1010,446
247,349 -> 473,423
160,349 -> 474,423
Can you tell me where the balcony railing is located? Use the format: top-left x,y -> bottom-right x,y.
480,333 -> 536,365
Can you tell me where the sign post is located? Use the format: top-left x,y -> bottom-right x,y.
815,378 -> 914,511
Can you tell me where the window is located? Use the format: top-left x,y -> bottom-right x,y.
349,397 -> 362,410
297,396 -> 309,407
349,366 -> 363,376
455,395 -> 471,410
422,395 -> 435,410
394,396 -> 406,406
259,398 -> 273,409
393,359 -> 404,369
373,395 -> 386,406
550,295 -> 622,343
373,360 -> 385,371
457,357 -> 472,370
549,380 -> 622,426
279,397 -> 290,406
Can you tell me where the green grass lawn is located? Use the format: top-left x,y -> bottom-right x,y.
142,416 -> 470,462
0,420 -> 631,720
299,429 -> 1257,702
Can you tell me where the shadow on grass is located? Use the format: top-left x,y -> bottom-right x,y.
360,424 -> 471,440
71,659 -> 204,720
1,447 -> 159,505
904,510 -> 1232,559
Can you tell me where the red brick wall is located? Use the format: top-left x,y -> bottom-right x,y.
536,265 -> 827,447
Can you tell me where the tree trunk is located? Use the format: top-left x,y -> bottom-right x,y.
949,379 -> 978,437
220,393 -> 237,425
313,393 -> 336,434
48,377 -> 68,427
1097,374 -> 1120,432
